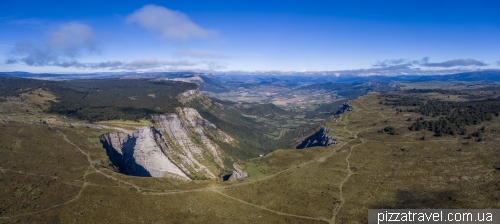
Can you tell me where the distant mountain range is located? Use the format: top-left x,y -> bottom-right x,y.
330,70 -> 500,83
1,69 -> 500,84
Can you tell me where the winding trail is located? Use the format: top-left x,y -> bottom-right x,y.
0,127 -> 94,220
0,126 -> 141,220
1,119 -> 361,222
213,190 -> 329,222
328,96 -> 374,223
0,95 -> 382,223
330,139 -> 365,223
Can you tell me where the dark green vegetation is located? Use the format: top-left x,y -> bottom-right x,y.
383,90 -> 500,137
303,82 -> 400,100
380,126 -> 397,135
1,77 -> 499,223
0,77 -> 197,122
47,79 -> 198,122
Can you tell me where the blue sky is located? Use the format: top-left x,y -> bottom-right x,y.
1,0 -> 499,74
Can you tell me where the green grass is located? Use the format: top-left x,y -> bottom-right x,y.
240,160 -> 268,181
1,88 -> 499,223
95,119 -> 152,127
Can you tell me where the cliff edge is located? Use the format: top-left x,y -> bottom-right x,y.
101,107 -> 237,180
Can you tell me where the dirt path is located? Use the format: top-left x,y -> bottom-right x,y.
213,190 -> 330,223
1,98 -> 368,222
330,139 -> 365,223
367,139 -> 457,144
0,125 -> 145,220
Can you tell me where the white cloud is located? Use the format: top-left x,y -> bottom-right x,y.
200,60 -> 228,70
421,58 -> 487,67
370,57 -> 489,73
38,58 -> 198,71
4,20 -> 204,71
6,21 -> 97,66
48,22 -> 97,57
122,58 -> 197,70
126,4 -> 216,41
373,58 -> 407,67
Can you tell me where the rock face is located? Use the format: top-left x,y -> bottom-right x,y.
296,127 -> 338,149
101,107 -> 236,180
296,103 -> 352,149
152,108 -> 234,179
178,88 -> 203,104
335,103 -> 353,115
228,163 -> 248,181
101,126 -> 189,179
169,75 -> 205,83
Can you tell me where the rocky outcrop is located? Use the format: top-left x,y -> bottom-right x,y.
228,163 -> 248,181
101,126 -> 189,179
152,108 -> 234,179
171,75 -> 205,83
335,103 -> 353,115
296,127 -> 338,149
178,89 -> 204,104
297,103 -> 353,149
101,107 -> 236,180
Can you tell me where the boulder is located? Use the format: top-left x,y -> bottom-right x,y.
228,163 -> 248,181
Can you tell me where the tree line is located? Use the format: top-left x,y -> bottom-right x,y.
0,77 -> 198,122
383,92 -> 500,137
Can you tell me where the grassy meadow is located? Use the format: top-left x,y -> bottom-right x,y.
1,90 -> 499,223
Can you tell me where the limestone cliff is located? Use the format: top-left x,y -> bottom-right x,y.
178,89 -> 204,104
296,127 -> 338,149
101,126 -> 189,179
151,108 -> 234,179
101,107 -> 236,180
228,163 -> 248,181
